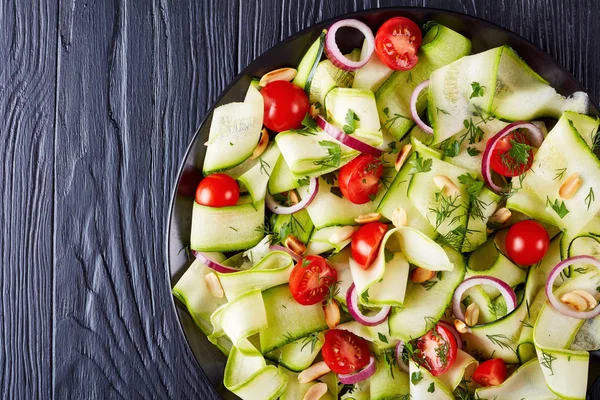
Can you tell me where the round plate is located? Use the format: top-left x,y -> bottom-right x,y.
166,7 -> 600,399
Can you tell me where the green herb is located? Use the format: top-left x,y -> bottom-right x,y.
255,220 -> 277,241
458,173 -> 487,219
388,141 -> 400,154
301,258 -> 312,268
378,332 -> 389,344
343,109 -> 361,134
297,177 -> 310,186
407,71 -> 413,83
592,128 -> 600,151
461,118 -> 485,145
486,334 -> 517,356
500,139 -> 531,175
300,332 -> 322,353
338,384 -> 355,397
360,289 -> 370,303
411,371 -> 423,385
540,350 -> 557,376
461,295 -> 471,309
368,192 -> 377,202
424,316 -> 437,332
520,319 -> 533,328
546,196 -> 569,218
438,226 -> 474,250
383,107 -> 390,116
228,226 -> 238,232
454,379 -> 477,400
291,113 -> 319,135
329,186 -> 344,198
409,158 -> 433,175
229,142 -> 234,146
553,168 -> 567,181
313,141 -> 342,168
429,193 -> 462,230
443,140 -> 460,158
322,172 -> 336,186
283,331 -> 296,342
470,82 -> 485,99
586,187 -> 595,211
428,382 -> 436,393
467,146 -> 481,156
573,266 -> 588,274
384,248 -> 395,263
278,214 -> 305,241
488,300 -> 507,317
383,112 -> 405,131
421,279 -> 438,291
259,158 -> 271,176
436,107 -> 450,116
324,281 -> 340,305
596,286 -> 600,293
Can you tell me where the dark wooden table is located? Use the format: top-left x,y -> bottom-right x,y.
2,0 -> 599,398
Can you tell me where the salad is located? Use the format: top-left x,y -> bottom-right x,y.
173,15 -> 600,400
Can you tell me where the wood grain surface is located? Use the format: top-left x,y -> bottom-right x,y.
1,0 -> 599,399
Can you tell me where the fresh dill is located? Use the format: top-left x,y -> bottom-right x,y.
461,118 -> 485,145
383,107 -> 405,131
229,226 -> 238,232
488,300 -> 507,318
429,194 -> 462,230
387,141 -> 401,154
259,158 -> 271,176
486,333 -> 517,356
553,167 -> 567,181
585,187 -> 595,211
324,281 -> 340,305
436,107 -> 451,116
540,350 -> 557,376
300,332 -> 322,353
421,280 -> 438,291
458,173 -> 487,220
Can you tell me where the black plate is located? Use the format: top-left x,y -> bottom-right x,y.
166,7 -> 600,399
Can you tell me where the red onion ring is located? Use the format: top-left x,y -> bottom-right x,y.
395,341 -> 410,373
338,356 -> 376,384
324,19 -> 375,71
409,79 -> 433,135
452,276 -> 517,323
316,116 -> 383,157
268,245 -> 302,262
545,255 -> 600,319
481,122 -> 544,192
192,250 -> 239,274
265,178 -> 318,214
346,283 -> 391,326
437,320 -> 464,350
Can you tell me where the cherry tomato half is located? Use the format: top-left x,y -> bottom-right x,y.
261,80 -> 309,132
289,255 -> 337,306
195,173 -> 240,207
472,358 -> 507,387
375,17 -> 422,71
338,155 -> 384,205
321,329 -> 371,374
505,220 -> 549,266
351,222 -> 388,270
490,131 -> 534,177
413,324 -> 458,376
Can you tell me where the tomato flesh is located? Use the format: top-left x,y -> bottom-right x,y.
195,173 -> 240,207
472,358 -> 507,387
413,324 -> 458,376
351,222 -> 388,270
375,17 -> 422,71
338,155 -> 384,204
289,255 -> 337,306
490,131 -> 534,177
505,220 -> 549,265
321,329 -> 371,374
261,80 -> 309,132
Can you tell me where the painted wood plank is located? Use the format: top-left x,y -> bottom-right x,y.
0,1 -> 57,398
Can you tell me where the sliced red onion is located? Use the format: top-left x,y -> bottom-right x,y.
338,356 -> 376,384
545,255 -> 600,319
452,276 -> 517,323
269,244 -> 302,262
481,122 -> 544,192
395,341 -> 410,373
324,19 -> 375,71
346,283 -> 391,326
265,178 -> 318,214
316,116 -> 382,157
437,320 -> 463,350
410,79 -> 433,135
192,250 -> 239,274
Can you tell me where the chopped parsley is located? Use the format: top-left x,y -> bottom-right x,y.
443,140 -> 460,158
409,158 -> 433,175
313,141 -> 342,168
546,196 -> 569,218
343,109 -> 360,134
378,332 -> 389,344
384,248 -> 395,263
470,82 -> 485,99
501,139 -> 531,174
411,371 -> 423,385
291,113 -> 319,135
428,382 -> 436,393
467,146 -> 481,156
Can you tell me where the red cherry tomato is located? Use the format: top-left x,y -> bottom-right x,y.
413,324 -> 458,376
505,220 -> 549,266
490,131 -> 534,177
374,17 -> 422,71
338,155 -> 384,205
351,222 -> 388,270
321,329 -> 371,374
261,81 -> 309,132
472,358 -> 508,387
195,173 -> 240,207
289,255 -> 337,306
